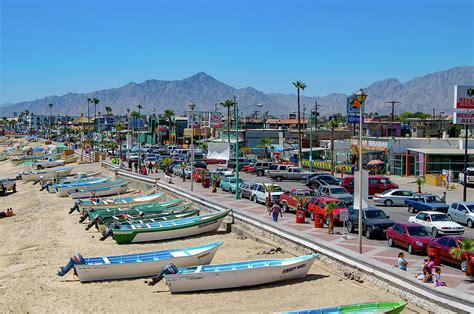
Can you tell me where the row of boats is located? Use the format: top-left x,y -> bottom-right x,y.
28,166 -> 406,313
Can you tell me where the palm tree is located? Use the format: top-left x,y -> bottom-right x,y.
163,109 -> 175,143
115,122 -> 125,158
105,106 -> 112,116
415,177 -> 426,193
87,98 -> 92,130
449,238 -> 474,277
221,98 -> 236,144
326,119 -> 339,175
292,81 -> 307,167
259,137 -> 273,159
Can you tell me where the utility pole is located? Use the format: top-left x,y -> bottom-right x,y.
314,101 -> 320,131
387,101 -> 399,122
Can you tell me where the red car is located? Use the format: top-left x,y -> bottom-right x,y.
386,223 -> 433,254
192,168 -> 208,182
427,236 -> 474,272
307,196 -> 347,225
341,175 -> 399,195
242,164 -> 254,172
203,158 -> 226,165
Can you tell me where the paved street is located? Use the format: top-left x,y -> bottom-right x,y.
144,165 -> 474,295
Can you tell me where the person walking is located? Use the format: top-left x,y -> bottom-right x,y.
269,201 -> 283,222
147,161 -> 154,174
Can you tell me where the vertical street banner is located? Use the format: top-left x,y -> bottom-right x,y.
210,112 -> 222,128
353,170 -> 369,210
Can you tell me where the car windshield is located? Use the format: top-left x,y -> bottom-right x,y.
426,196 -> 443,203
328,201 -> 345,208
330,188 -> 347,194
465,169 -> 474,175
266,186 -> 283,192
431,214 -> 450,222
407,226 -> 429,236
365,210 -> 388,219
379,178 -> 393,184
297,191 -> 316,197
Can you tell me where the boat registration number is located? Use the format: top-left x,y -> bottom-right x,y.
282,263 -> 306,274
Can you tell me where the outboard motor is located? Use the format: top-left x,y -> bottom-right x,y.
40,182 -> 52,191
145,263 -> 179,286
78,212 -> 89,223
57,254 -> 85,277
69,201 -> 80,214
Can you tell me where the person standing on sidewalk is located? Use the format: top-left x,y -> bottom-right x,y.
269,201 -> 283,222
398,252 -> 408,271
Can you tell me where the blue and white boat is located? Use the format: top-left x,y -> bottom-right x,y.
163,254 -> 318,292
53,177 -> 113,196
68,181 -> 129,199
57,242 -> 223,282
21,166 -> 73,182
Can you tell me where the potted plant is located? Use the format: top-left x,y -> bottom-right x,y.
415,177 -> 426,193
325,201 -> 338,234
199,169 -> 207,187
211,173 -> 221,192
449,238 -> 474,279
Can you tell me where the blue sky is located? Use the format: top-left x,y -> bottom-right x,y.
1,0 -> 473,104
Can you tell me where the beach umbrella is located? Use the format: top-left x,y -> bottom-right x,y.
367,159 -> 384,166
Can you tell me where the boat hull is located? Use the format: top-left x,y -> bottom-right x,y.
21,168 -> 73,181
112,211 -> 229,244
69,185 -> 128,199
165,255 -> 317,293
75,243 -> 221,282
77,193 -> 164,211
56,179 -> 113,196
284,301 -> 407,314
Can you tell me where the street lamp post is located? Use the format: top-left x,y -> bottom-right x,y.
234,100 -> 263,199
355,89 -> 368,255
189,101 -> 196,191
137,105 -> 142,172
126,108 -> 130,161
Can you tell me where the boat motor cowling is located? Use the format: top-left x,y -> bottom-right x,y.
57,254 -> 85,277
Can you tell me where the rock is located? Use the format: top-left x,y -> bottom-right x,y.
349,274 -> 354,280
344,271 -> 351,278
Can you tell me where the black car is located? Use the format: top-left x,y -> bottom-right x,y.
346,206 -> 396,239
193,160 -> 208,169
306,175 -> 341,189
227,158 -> 255,170
240,182 -> 257,199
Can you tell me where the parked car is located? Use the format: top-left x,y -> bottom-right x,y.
193,160 -> 208,169
306,175 -> 342,189
300,172 -> 327,183
203,157 -> 226,165
191,168 -> 208,182
307,197 -> 347,224
458,168 -> 474,186
240,182 -> 257,199
448,202 -> 474,228
408,211 -> 464,237
427,236 -> 473,272
128,153 -> 139,162
342,175 -> 398,195
253,161 -> 273,176
280,188 -> 317,213
227,158 -> 255,170
212,167 -> 234,176
316,185 -> 353,205
373,189 -> 416,206
242,163 -> 254,172
346,206 -> 396,239
268,167 -> 312,182
0,178 -> 16,196
386,223 -> 432,254
220,176 -> 244,193
404,194 -> 449,213
264,164 -> 292,176
250,183 -> 285,204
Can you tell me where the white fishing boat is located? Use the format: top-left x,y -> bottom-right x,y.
76,192 -> 165,212
54,177 -> 113,196
68,182 -> 129,199
57,242 -> 222,282
163,254 -> 318,293
21,167 -> 73,182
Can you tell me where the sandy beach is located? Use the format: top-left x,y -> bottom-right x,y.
0,157 -> 426,313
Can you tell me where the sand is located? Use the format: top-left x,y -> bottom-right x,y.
0,157 -> 426,313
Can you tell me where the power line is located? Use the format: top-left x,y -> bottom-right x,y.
387,101 -> 400,122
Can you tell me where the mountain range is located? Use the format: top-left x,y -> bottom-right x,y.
1,66 -> 472,117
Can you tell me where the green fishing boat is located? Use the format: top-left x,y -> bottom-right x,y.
284,301 -> 407,314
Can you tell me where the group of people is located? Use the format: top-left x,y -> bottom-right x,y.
125,157 -> 157,176
398,253 -> 447,287
0,208 -> 15,219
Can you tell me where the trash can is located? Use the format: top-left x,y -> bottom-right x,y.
203,176 -> 210,188
427,247 -> 441,266
296,209 -> 306,223
314,213 -> 324,228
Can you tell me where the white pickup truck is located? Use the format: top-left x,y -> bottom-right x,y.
32,157 -> 65,170
250,183 -> 285,204
268,167 -> 312,182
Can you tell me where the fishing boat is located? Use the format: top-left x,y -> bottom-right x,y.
21,166 -> 73,182
41,172 -> 101,186
161,254 -> 317,293
54,177 -> 113,196
283,301 -> 407,314
83,200 -> 188,223
68,182 -> 129,199
75,192 -> 165,212
57,242 -> 223,282
111,209 -> 231,244
63,155 -> 79,164
90,208 -> 200,231
0,155 -> 8,162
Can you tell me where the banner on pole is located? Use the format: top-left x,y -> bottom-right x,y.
454,85 -> 474,109
210,112 -> 222,128
353,170 -> 369,210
